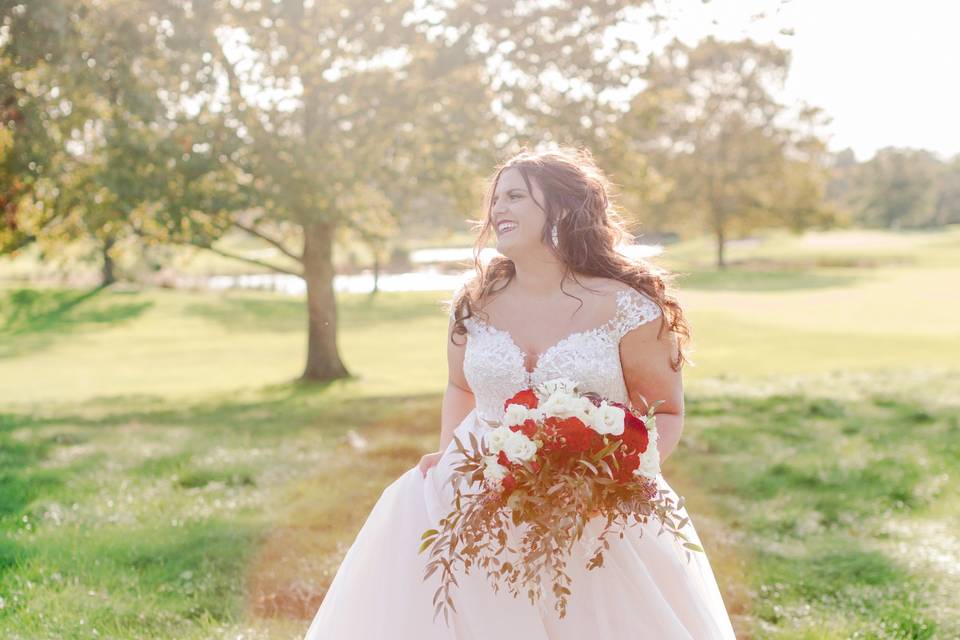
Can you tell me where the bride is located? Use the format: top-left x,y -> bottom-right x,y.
304,147 -> 737,639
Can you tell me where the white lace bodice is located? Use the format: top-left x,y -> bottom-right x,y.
451,287 -> 663,425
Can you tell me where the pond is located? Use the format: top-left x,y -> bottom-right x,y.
174,244 -> 664,295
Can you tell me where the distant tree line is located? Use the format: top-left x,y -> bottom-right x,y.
825,147 -> 960,230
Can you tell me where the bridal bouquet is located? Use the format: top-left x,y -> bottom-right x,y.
418,377 -> 703,626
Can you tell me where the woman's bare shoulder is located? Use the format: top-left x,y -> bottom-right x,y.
573,275 -> 634,299
455,277 -> 507,318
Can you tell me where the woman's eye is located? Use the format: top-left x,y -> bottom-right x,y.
510,194 -> 521,200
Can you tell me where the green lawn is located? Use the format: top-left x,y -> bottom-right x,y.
1,227 -> 959,639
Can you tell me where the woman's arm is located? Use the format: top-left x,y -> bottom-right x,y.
438,314 -> 476,452
619,316 -> 685,464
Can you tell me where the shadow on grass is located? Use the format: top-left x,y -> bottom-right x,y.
9,376 -> 442,446
0,286 -> 153,359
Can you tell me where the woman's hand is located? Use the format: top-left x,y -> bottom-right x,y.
418,451 -> 443,478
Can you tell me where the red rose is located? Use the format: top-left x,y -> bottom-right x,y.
504,388 -> 539,411
531,460 -> 541,473
621,412 -> 649,454
501,473 -> 517,494
497,450 -> 511,467
614,451 -> 641,482
509,418 -> 538,438
550,416 -> 603,454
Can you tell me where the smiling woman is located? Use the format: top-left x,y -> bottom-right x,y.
302,147 -> 737,639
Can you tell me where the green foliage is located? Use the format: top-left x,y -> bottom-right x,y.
619,36 -> 836,267
839,148 -> 960,230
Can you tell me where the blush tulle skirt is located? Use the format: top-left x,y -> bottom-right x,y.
303,408 -> 737,639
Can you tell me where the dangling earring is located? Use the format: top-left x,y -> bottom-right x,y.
550,223 -> 559,248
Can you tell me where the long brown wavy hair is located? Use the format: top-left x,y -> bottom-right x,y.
449,146 -> 693,372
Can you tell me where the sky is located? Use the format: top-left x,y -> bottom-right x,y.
651,0 -> 960,162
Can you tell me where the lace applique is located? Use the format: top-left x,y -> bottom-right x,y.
451,285 -> 663,424
613,287 -> 663,339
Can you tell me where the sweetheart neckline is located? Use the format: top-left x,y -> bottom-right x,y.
467,288 -> 632,380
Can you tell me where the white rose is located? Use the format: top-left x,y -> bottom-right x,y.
539,389 -> 580,419
482,454 -> 507,484
540,377 -> 579,397
501,430 -> 538,463
503,403 -> 530,427
634,427 -> 661,479
590,401 -> 625,436
484,426 -> 513,454
574,396 -> 596,424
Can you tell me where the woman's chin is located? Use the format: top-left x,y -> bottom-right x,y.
496,237 -> 546,259
495,238 -> 514,256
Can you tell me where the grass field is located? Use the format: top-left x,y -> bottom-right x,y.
1,227 -> 958,639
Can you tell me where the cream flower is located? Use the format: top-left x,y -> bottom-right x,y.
482,454 -> 508,485
539,377 -> 579,397
634,426 -> 660,479
503,403 -> 531,427
635,449 -> 661,479
590,401 -> 626,436
539,389 -> 580,419
501,430 -> 538,463
484,426 -> 513,454
572,396 -> 596,424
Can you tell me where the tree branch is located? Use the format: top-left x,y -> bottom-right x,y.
230,220 -> 303,263
153,231 -> 304,278
192,241 -> 303,277
213,37 -> 272,143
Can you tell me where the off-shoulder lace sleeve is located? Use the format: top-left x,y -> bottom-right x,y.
612,288 -> 663,339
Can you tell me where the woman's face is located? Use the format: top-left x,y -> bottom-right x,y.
489,167 -> 550,257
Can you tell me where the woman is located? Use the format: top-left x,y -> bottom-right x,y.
304,147 -> 737,638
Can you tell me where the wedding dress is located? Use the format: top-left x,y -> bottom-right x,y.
304,286 -> 737,639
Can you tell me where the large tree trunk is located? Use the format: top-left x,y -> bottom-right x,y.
102,236 -> 117,286
714,215 -> 727,270
301,220 -> 350,382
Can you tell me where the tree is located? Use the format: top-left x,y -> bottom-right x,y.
932,155 -> 960,227
2,0 -> 196,288
620,36 -> 833,267
850,148 -> 942,229
0,0 -> 95,256
148,0 -> 666,382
